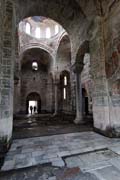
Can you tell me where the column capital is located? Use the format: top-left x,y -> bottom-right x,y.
71,61 -> 84,74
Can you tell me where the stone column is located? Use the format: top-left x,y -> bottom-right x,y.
14,30 -> 21,115
54,81 -> 58,115
74,72 -> 83,123
72,62 -> 84,124
53,73 -> 59,116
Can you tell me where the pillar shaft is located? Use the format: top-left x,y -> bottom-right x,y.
54,82 -> 58,114
74,72 -> 83,124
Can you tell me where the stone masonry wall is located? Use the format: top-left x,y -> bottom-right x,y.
104,1 -> 120,134
0,0 -> 15,155
20,68 -> 53,114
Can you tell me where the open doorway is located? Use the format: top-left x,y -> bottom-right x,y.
26,92 -> 41,114
28,100 -> 38,115
82,88 -> 89,116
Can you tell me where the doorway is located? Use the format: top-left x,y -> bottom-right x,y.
82,88 -> 89,115
28,100 -> 38,115
26,92 -> 41,114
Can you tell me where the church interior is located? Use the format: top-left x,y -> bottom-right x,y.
0,0 -> 120,179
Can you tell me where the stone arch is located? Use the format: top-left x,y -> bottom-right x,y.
75,40 -> 89,70
16,0 -> 85,34
1,0 -> 114,160
19,43 -> 54,58
15,0 -> 90,64
56,35 -> 71,72
20,47 -> 54,72
76,41 -> 93,116
73,41 -> 90,124
19,47 -> 54,114
57,32 -> 69,49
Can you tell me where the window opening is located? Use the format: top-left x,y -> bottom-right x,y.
64,76 -> 67,86
63,88 -> 66,100
55,25 -> 59,34
26,22 -> 31,35
35,27 -> 41,38
32,62 -> 38,71
46,27 -> 51,38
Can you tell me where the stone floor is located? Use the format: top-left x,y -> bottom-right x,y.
1,131 -> 120,179
13,114 -> 93,139
0,165 -> 99,180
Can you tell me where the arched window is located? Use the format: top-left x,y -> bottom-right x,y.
64,76 -> 67,86
63,88 -> 66,100
35,27 -> 41,38
55,25 -> 59,35
63,76 -> 67,100
60,71 -> 70,102
46,27 -> 51,38
26,22 -> 31,35
32,62 -> 38,71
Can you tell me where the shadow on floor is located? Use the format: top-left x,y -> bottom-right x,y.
0,164 -> 99,180
13,113 -> 93,139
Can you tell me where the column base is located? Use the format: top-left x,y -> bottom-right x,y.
94,126 -> 120,138
74,117 -> 84,125
52,112 -> 58,117
0,137 -> 12,169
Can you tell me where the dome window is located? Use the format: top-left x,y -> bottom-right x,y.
46,27 -> 51,38
55,25 -> 59,35
26,22 -> 31,35
35,27 -> 41,38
